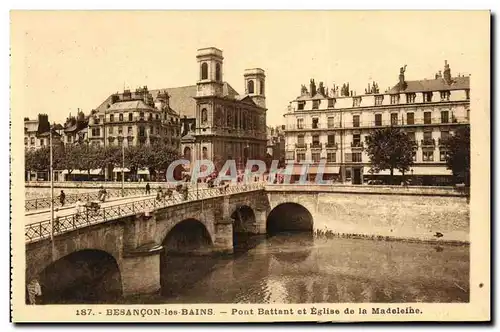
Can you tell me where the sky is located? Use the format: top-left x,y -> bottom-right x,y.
12,11 -> 488,126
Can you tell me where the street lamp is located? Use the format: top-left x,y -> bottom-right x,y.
49,124 -> 55,262
121,143 -> 125,197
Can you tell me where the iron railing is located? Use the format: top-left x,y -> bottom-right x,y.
25,182 -> 265,243
25,188 -> 146,211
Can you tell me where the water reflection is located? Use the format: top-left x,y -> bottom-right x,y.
157,233 -> 469,304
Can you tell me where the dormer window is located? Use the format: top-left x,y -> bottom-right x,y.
312,100 -> 320,109
353,97 -> 362,107
297,101 -> 305,110
423,92 -> 433,102
328,98 -> 336,108
375,95 -> 384,106
440,91 -> 451,101
390,94 -> 400,105
406,93 -> 416,104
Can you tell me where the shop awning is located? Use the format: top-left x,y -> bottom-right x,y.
371,167 -> 451,176
61,169 -> 102,175
289,164 -> 340,175
113,167 -> 130,173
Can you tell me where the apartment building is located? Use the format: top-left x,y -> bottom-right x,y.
284,61 -> 470,185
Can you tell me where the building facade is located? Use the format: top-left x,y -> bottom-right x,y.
284,61 -> 470,185
89,86 -> 181,150
24,114 -> 62,151
267,125 -> 286,161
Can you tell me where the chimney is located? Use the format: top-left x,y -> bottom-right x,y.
443,60 -> 451,84
310,79 -> 316,96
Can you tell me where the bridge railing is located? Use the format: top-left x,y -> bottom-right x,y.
25,182 -> 265,243
25,188 -> 147,212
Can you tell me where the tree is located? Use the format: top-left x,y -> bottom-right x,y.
444,126 -> 470,186
365,127 -> 414,185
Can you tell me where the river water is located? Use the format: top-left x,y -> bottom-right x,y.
142,233 -> 469,304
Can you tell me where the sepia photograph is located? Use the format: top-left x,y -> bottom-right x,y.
10,10 -> 490,323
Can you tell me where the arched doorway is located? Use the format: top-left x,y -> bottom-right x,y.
36,249 -> 122,304
160,219 -> 214,297
231,205 -> 260,253
266,203 -> 314,236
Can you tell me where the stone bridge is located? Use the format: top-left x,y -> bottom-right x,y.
25,184 -> 469,301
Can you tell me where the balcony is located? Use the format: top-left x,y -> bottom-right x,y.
325,142 -> 338,149
295,143 -> 307,149
310,142 -> 322,149
351,142 -> 364,149
421,139 -> 436,147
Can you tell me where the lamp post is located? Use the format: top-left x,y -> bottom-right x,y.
121,143 -> 125,197
49,124 -> 55,262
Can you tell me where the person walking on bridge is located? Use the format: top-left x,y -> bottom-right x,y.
59,190 -> 66,207
145,182 -> 151,195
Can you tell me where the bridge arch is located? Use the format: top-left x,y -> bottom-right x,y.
231,205 -> 256,234
266,202 -> 314,235
35,249 -> 122,304
162,218 -> 213,254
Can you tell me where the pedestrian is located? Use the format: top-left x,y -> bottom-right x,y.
75,198 -> 85,216
54,208 -> 61,233
27,279 -> 42,305
156,186 -> 163,201
59,190 -> 66,207
145,183 -> 151,195
98,186 -> 107,202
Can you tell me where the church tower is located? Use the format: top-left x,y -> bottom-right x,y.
244,68 -> 266,109
196,47 -> 224,97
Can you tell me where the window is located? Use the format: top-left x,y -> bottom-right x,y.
424,112 -> 432,124
119,114 -> 123,121
118,126 -> 123,135
352,153 -> 362,162
312,118 -> 319,129
30,137 -> 35,145
327,117 -> 335,128
441,131 -> 450,144
201,62 -> 208,80
353,115 -> 360,127
327,152 -> 336,162
406,112 -> 414,125
139,112 -> 145,120
406,93 -> 416,103
91,128 -> 100,137
109,114 -> 114,122
390,113 -> 398,126
286,151 -> 295,161
465,89 -> 470,100
327,134 -> 335,145
423,131 -> 432,142
108,127 -> 113,134
374,114 -> 382,126
247,80 -> 254,94
128,126 -> 133,135
215,63 -> 221,81
260,79 -> 265,95
312,152 -> 321,162
440,151 -> 448,162
328,98 -> 336,108
390,94 -> 400,104
156,114 -> 159,120
440,91 -> 450,101
375,96 -> 384,106
139,127 -> 145,137
40,138 -> 45,146
412,151 -> 417,162
297,135 -> 305,145
312,100 -> 320,109
297,101 -> 305,110
353,97 -> 362,107
423,151 -> 434,162
201,108 -> 208,124
296,152 -> 306,162
24,137 -> 28,145
423,92 -> 433,102
441,111 -> 449,123
353,134 -> 361,146
128,113 -> 133,121
312,135 -> 320,147
117,140 -> 122,147
68,136 -> 72,143
297,118 -> 304,129
466,109 -> 470,120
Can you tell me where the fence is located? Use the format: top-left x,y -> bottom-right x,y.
25,188 -> 146,211
25,183 -> 265,243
